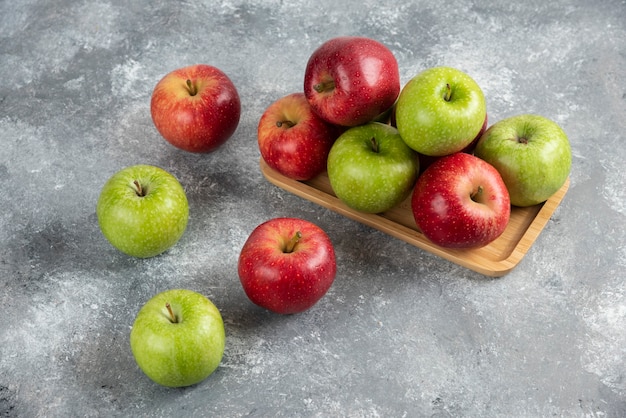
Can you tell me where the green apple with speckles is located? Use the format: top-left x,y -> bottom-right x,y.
395,66 -> 487,157
327,122 -> 419,213
96,164 -> 189,258
130,289 -> 225,387
474,114 -> 571,207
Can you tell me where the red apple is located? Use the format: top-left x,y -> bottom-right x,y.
238,218 -> 336,314
258,93 -> 337,181
303,36 -> 400,127
411,153 -> 510,249
150,64 -> 241,153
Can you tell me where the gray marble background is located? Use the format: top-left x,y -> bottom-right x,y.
1,0 -> 625,416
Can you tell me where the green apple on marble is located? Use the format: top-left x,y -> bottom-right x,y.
474,114 -> 572,207
130,289 -> 225,388
96,165 -> 189,258
395,66 -> 487,157
327,122 -> 419,213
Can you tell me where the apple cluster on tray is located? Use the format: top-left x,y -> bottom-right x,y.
259,36 -> 571,248
95,36 -> 571,388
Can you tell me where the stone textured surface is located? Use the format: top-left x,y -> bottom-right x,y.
1,0 -> 625,416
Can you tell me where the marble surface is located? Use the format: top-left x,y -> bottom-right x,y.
1,0 -> 625,416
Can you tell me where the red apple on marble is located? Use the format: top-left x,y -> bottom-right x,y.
303,36 -> 400,127
258,93 -> 337,180
412,152 -> 510,248
238,218 -> 336,314
150,64 -> 241,153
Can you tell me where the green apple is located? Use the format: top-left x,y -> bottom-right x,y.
474,114 -> 571,207
96,165 -> 189,258
395,66 -> 487,156
130,289 -> 225,388
327,122 -> 419,213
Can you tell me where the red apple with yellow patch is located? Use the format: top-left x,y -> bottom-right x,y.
258,93 -> 337,180
151,64 -> 241,153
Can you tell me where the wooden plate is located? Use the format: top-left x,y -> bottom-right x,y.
260,159 -> 569,277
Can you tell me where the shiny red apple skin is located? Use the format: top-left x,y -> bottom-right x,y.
411,153 -> 510,249
303,36 -> 400,127
150,64 -> 241,153
238,218 -> 336,315
258,93 -> 337,181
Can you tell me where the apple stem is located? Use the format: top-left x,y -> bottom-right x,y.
313,80 -> 335,93
133,180 -> 146,197
186,79 -> 197,96
165,303 -> 178,323
284,231 -> 302,253
276,120 -> 296,128
518,136 -> 529,144
369,137 -> 379,153
443,83 -> 452,101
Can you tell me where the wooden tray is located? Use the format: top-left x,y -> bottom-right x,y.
260,159 -> 569,277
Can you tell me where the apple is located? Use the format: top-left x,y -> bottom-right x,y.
418,113 -> 489,174
474,114 -> 572,207
150,64 -> 241,153
462,112 -> 489,154
258,93 -> 338,180
238,217 -> 336,314
96,164 -> 189,258
303,36 -> 401,127
395,66 -> 487,156
327,122 -> 419,213
130,289 -> 225,387
411,153 -> 510,248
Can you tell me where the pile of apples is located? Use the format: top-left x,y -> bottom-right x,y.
258,36 -> 572,248
94,36 -> 571,389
